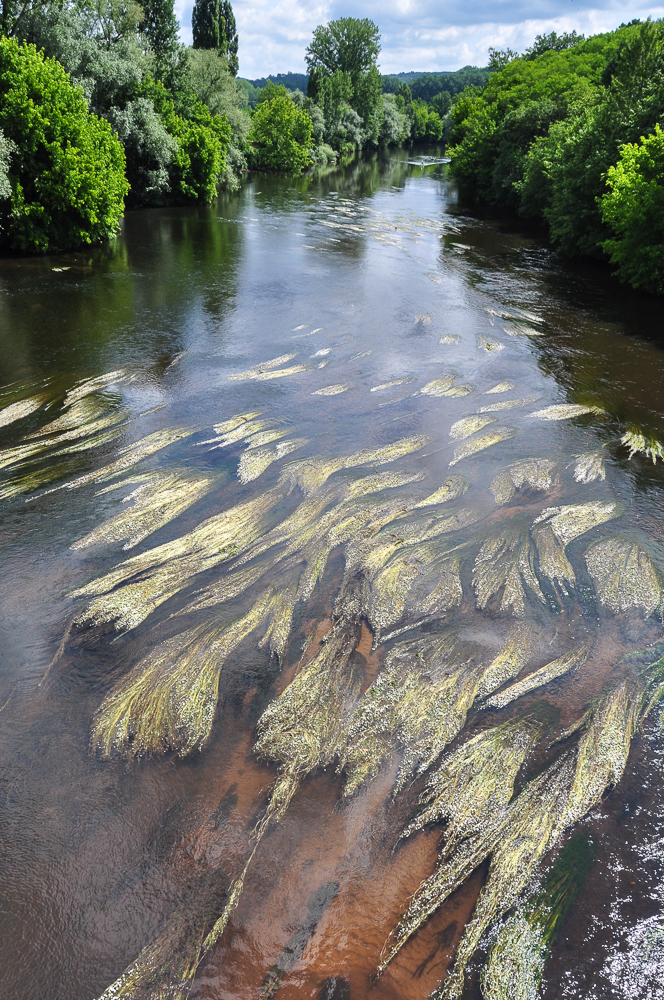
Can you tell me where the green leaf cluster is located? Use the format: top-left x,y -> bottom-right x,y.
140,76 -> 231,202
0,34 -> 128,252
192,0 -> 238,76
600,124 -> 664,294
447,18 -> 664,293
248,94 -> 313,172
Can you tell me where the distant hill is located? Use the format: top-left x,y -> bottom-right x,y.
242,72 -> 308,92
382,66 -> 491,99
237,67 -> 491,109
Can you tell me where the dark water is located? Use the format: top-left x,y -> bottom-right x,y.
1,151 -> 664,1000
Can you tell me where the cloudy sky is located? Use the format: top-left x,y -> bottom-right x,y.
174,0 -> 663,79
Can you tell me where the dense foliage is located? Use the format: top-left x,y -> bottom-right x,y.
244,71 -> 308,93
447,19 -> 664,293
0,0 -> 240,251
382,67 -> 491,100
192,0 -> 237,76
0,35 -> 127,252
600,125 -> 664,294
249,91 -> 312,171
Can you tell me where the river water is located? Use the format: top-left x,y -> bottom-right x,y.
1,151 -> 664,1000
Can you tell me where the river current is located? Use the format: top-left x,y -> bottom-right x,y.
1,152 -> 664,1000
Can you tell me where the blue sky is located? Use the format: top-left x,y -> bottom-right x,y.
174,1 -> 664,79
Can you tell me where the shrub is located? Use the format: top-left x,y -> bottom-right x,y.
600,124 -> 664,294
0,36 -> 128,253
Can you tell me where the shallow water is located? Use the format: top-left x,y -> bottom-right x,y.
1,151 -> 664,1000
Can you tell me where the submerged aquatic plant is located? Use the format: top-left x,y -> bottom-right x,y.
573,451 -> 606,483
197,612 -> 365,955
227,354 -> 298,381
340,633 -> 485,796
25,395 -> 117,439
420,375 -> 457,396
475,624 -> 535,700
531,404 -> 602,421
72,471 -> 216,551
0,394 -> 48,428
91,591 -> 277,757
473,528 -> 544,616
621,427 -> 664,464
402,716 -> 545,844
379,716 -> 549,974
449,415 -> 496,441
237,438 -> 306,483
585,536 -> 663,617
73,488 -> 279,629
476,398 -> 538,413
40,427 -> 194,496
484,381 -> 515,394
312,383 -> 350,395
483,643 -> 590,710
481,834 -> 597,1000
414,475 -> 468,508
370,378 -> 412,392
63,368 -> 129,406
384,675 -> 645,999
532,500 -> 622,595
449,426 -> 516,466
490,458 -> 557,505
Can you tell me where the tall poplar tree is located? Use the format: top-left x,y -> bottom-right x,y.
192,0 -> 238,76
192,0 -> 221,50
140,0 -> 183,87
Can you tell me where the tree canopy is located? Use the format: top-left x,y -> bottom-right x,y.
305,17 -> 380,82
446,17 -> 664,293
0,34 -> 128,251
192,0 -> 238,75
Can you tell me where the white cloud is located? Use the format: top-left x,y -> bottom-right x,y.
173,1 -> 663,79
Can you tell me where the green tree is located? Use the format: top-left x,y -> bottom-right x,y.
0,128 -> 14,202
141,77 -> 231,201
600,125 -> 664,293
219,1 -> 237,76
380,93 -> 409,145
411,100 -> 442,142
255,78 -> 290,105
139,0 -> 184,87
192,0 -> 238,75
305,17 -> 380,83
249,94 -> 312,171
192,0 -> 221,49
0,35 -> 128,252
430,90 -> 452,117
488,46 -> 517,71
139,0 -> 178,55
305,18 -> 382,150
524,31 -> 584,59
1,0 -> 48,38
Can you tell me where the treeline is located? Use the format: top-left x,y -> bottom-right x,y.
447,22 -> 664,294
382,66 -> 491,100
245,18 -> 447,168
240,66 -> 491,109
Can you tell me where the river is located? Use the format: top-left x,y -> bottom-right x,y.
1,150 -> 664,1000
